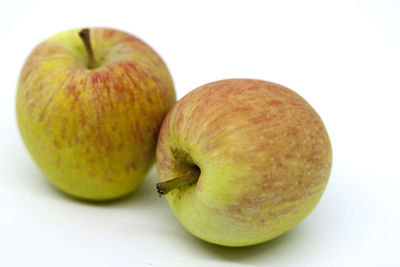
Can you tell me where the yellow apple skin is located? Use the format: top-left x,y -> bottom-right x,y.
16,28 -> 176,200
156,79 -> 332,246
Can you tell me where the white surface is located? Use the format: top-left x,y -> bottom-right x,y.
1,0 -> 399,266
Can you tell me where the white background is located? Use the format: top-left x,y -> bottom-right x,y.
1,0 -> 399,266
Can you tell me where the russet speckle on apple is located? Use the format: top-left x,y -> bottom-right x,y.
16,27 -> 176,201
156,79 -> 332,247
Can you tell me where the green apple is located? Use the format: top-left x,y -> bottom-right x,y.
16,27 -> 176,201
156,79 -> 332,246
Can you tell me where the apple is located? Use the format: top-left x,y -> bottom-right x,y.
156,79 -> 332,246
16,28 -> 176,201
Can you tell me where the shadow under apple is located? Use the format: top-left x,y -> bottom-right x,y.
181,225 -> 302,264
47,166 -> 161,208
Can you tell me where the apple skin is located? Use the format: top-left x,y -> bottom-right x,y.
156,79 -> 332,246
16,28 -> 176,200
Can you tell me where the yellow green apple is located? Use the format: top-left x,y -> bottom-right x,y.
16,27 -> 176,201
156,79 -> 332,246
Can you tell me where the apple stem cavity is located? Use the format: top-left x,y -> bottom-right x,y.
156,167 -> 201,197
79,28 -> 97,69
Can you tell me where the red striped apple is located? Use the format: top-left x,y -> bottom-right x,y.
16,28 -> 176,200
156,79 -> 332,246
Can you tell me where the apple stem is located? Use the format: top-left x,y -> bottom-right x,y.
156,167 -> 201,197
78,28 -> 97,69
